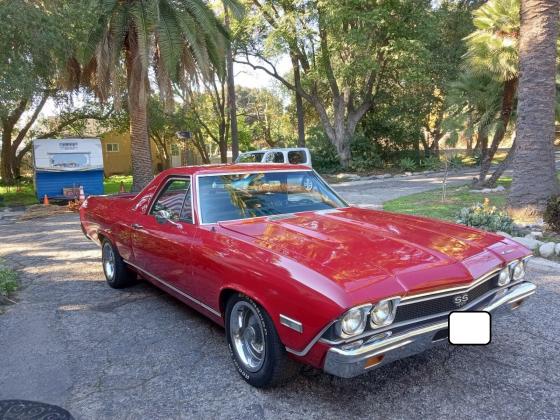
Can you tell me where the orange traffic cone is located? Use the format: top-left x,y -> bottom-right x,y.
119,181 -> 126,193
79,186 -> 85,201
43,194 -> 50,205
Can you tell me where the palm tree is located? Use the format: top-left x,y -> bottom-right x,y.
463,0 -> 520,187
83,0 -> 236,191
509,0 -> 560,212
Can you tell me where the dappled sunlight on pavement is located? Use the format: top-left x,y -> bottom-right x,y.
0,213 -> 559,418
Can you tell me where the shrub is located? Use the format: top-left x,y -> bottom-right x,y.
457,199 -> 514,233
349,133 -> 384,172
0,263 -> 18,297
306,127 -> 341,173
544,195 -> 560,233
420,156 -> 442,171
350,155 -> 383,172
448,154 -> 464,169
399,157 -> 417,172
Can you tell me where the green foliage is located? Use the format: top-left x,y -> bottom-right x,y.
0,182 -> 37,207
420,156 -> 442,171
448,154 -> 465,169
349,134 -> 383,172
399,157 -> 417,172
384,183 -> 509,221
0,262 -> 18,297
306,127 -> 341,173
457,200 -> 514,233
104,176 -> 133,194
85,0 -> 236,101
544,195 -> 560,233
464,0 -> 520,82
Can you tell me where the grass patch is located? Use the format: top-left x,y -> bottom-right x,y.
0,183 -> 37,207
0,175 -> 133,207
384,172 -> 559,222
0,262 -> 18,297
104,175 -> 133,194
384,181 -> 509,222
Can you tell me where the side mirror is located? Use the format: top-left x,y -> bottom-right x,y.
155,209 -> 172,224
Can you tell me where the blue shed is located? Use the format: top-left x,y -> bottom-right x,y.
33,138 -> 105,200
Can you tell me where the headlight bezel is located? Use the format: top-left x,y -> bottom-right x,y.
510,258 -> 527,281
334,304 -> 371,339
497,267 -> 511,286
370,297 -> 400,328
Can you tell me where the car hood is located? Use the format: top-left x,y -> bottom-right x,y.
219,207 -> 528,302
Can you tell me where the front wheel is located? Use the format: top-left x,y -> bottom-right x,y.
225,294 -> 298,388
101,239 -> 136,289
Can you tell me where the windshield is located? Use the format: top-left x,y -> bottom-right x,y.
198,171 -> 347,224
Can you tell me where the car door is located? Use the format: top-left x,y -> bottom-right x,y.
131,177 -> 198,296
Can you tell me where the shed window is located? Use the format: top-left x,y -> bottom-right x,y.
106,143 -> 119,152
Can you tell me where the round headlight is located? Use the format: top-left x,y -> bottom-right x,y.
340,308 -> 367,337
512,261 -> 525,281
370,300 -> 396,327
497,267 -> 511,286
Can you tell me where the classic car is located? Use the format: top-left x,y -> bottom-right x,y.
79,164 -> 536,388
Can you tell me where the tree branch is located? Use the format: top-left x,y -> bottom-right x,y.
13,93 -> 50,151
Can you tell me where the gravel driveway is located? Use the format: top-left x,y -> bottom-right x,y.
1,169 -> 560,418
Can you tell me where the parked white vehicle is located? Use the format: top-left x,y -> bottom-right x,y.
235,148 -> 312,166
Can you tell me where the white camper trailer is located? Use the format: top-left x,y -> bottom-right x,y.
33,138 -> 104,200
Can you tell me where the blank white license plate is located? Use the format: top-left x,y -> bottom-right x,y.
449,311 -> 491,345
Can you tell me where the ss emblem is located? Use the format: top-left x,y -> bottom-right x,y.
453,293 -> 469,307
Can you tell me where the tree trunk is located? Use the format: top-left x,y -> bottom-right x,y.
1,128 -> 14,184
476,78 -> 517,187
485,139 -> 517,188
291,54 -> 305,147
330,102 -> 351,167
510,0 -> 560,211
125,32 -> 153,192
224,4 -> 239,161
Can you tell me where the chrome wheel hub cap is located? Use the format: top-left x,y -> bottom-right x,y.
102,243 -> 115,280
230,301 -> 265,372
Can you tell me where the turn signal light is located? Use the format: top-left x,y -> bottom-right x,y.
364,354 -> 385,368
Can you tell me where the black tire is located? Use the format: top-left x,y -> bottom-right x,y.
225,294 -> 299,388
101,239 -> 136,289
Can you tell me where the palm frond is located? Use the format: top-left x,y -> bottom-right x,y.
129,0 -> 157,68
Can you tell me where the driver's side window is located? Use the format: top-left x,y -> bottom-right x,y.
150,178 -> 192,222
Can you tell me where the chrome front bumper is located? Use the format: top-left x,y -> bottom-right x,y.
323,281 -> 536,378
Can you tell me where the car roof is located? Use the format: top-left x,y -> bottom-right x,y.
158,163 -> 312,176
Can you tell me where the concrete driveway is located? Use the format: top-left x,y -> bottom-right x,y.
1,190 -> 560,418
333,150 -> 560,207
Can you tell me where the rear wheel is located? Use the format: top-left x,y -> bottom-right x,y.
101,239 -> 136,289
225,294 -> 298,388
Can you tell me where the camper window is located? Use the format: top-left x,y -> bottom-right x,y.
106,143 -> 119,152
49,153 -> 89,169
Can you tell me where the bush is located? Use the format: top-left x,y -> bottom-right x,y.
457,199 -> 514,233
0,263 -> 18,297
306,127 -> 341,173
420,156 -> 442,171
399,157 -> 417,172
544,195 -> 560,233
350,155 -> 383,172
349,133 -> 384,171
447,154 -> 464,169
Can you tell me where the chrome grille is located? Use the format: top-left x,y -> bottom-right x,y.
394,273 -> 499,323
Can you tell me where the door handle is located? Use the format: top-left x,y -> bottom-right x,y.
131,223 -> 143,230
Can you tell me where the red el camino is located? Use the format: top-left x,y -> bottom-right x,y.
80,164 -> 536,387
